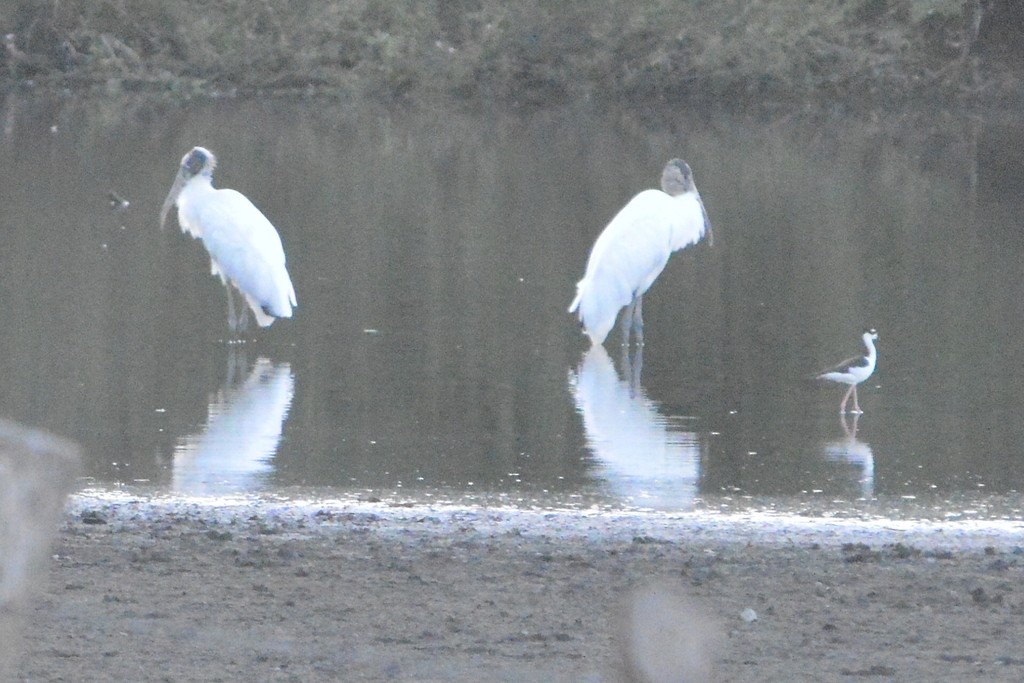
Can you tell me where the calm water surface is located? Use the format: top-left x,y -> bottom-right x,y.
2,95 -> 1023,519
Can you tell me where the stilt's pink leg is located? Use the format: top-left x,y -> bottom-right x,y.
840,384 -> 855,413
851,386 -> 861,414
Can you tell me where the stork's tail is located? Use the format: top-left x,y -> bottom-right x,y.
568,276 -> 587,315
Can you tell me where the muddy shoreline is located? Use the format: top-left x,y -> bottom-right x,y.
11,494 -> 1024,681
5,5 -> 1024,680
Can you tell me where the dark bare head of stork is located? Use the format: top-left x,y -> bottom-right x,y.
160,146 -> 217,230
181,146 -> 216,179
660,159 -> 696,197
661,158 -> 713,247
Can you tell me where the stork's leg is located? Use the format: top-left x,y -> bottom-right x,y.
619,338 -> 643,396
225,286 -> 240,332
620,298 -> 636,346
628,343 -> 643,398
225,286 -> 250,333
839,384 -> 855,413
235,293 -> 250,333
631,293 -> 645,346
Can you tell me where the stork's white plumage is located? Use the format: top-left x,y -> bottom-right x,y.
160,147 -> 297,332
569,159 -> 712,346
816,329 -> 879,414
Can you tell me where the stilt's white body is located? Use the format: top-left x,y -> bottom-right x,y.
569,159 -> 711,346
817,330 -> 879,414
160,147 -> 297,331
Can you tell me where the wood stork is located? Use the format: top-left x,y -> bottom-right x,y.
568,158 -> 712,346
159,146 -> 297,333
815,329 -> 879,414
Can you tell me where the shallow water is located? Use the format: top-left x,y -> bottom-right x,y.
2,95 -> 1024,518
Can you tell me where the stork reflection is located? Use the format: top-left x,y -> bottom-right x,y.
172,352 -> 294,495
822,413 -> 874,499
570,345 -> 702,509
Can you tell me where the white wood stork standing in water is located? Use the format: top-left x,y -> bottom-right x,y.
815,329 -> 879,414
160,146 -> 297,333
568,159 -> 713,346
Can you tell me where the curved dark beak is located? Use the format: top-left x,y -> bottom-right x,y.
159,174 -> 184,231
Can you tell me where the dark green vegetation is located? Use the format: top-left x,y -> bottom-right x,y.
1,1 -> 1022,110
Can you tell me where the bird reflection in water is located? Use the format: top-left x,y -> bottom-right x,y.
172,352 -> 294,496
569,345 -> 702,510
822,413 -> 875,500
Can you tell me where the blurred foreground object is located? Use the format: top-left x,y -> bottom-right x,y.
0,420 -> 80,679
617,581 -> 722,683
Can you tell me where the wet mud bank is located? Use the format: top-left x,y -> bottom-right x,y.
14,494 -> 1024,681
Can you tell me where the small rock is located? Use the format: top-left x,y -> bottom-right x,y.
843,544 -> 881,563
276,546 -> 300,560
889,543 -> 919,559
740,607 -> 758,623
841,664 -> 896,676
970,587 -> 989,605
80,510 -> 107,525
632,535 -> 660,544
996,656 -> 1024,665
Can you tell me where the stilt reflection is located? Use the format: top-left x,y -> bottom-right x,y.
822,413 -> 875,500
